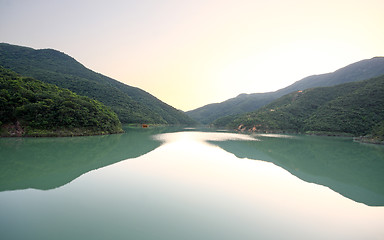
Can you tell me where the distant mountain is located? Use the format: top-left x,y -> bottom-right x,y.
0,43 -> 195,125
0,67 -> 123,136
187,57 -> 384,124
214,74 -> 384,140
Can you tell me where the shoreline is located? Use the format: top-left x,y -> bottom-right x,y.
353,136 -> 384,145
0,124 -> 124,138
232,127 -> 384,145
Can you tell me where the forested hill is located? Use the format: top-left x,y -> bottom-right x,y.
213,74 -> 384,142
0,67 -> 123,137
187,57 -> 384,124
0,43 -> 195,125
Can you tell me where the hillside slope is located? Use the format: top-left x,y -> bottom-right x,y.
187,57 -> 384,124
214,74 -> 384,140
0,67 -> 123,136
0,43 -> 195,125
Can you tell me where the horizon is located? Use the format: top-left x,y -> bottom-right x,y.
1,0 -> 384,111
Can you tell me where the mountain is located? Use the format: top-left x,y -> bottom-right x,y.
213,74 -> 384,140
187,57 -> 384,124
187,92 -> 277,125
0,67 -> 123,136
0,43 -> 195,125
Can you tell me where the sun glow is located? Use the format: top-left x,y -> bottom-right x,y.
213,38 -> 369,95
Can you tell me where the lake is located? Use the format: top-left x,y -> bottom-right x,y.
1,126 -> 384,240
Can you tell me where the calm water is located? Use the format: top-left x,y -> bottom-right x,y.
1,127 -> 384,240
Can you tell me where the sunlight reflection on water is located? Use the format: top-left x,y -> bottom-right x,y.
1,130 -> 383,240
153,131 -> 259,144
119,131 -> 384,239
252,133 -> 297,138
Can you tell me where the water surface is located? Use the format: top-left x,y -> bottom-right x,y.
1,127 -> 383,240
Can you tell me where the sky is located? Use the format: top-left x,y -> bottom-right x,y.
1,0 -> 384,111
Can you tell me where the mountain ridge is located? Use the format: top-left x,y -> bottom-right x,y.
0,43 -> 195,125
213,74 -> 384,142
187,57 -> 384,124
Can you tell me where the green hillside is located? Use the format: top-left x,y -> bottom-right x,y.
0,43 -> 195,125
187,92 -> 276,124
214,75 -> 384,141
0,67 -> 123,136
187,57 -> 384,124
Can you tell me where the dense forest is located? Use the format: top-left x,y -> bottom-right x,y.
187,57 -> 384,124
0,43 -> 195,125
0,67 -> 123,137
213,75 -> 384,142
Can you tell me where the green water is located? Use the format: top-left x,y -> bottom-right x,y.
212,133 -> 384,206
0,127 -> 170,191
1,127 -> 384,239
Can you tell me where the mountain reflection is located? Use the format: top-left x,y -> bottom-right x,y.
2,127 -> 384,207
0,126 -> 174,191
210,134 -> 384,206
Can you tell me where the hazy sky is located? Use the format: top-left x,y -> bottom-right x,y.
1,0 -> 383,111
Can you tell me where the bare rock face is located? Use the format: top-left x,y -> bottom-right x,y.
1,121 -> 25,137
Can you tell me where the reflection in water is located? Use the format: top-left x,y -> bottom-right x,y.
0,130 -> 384,240
0,126 -> 175,191
211,134 -> 384,206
